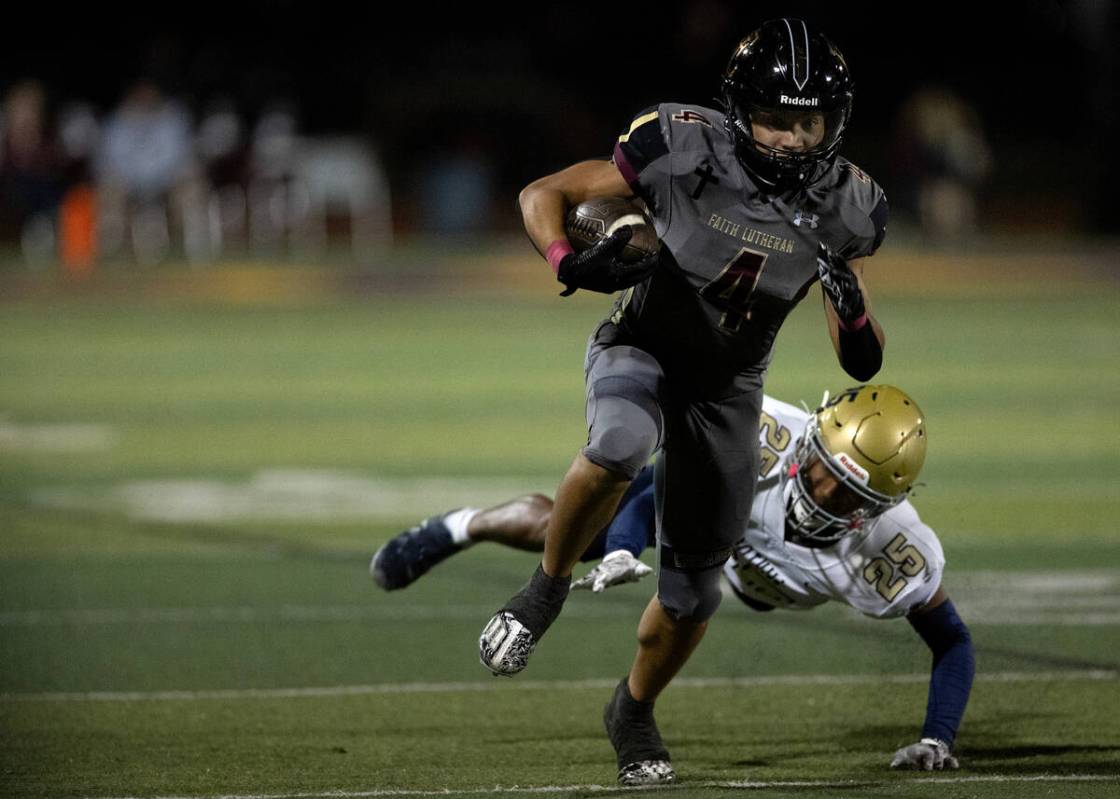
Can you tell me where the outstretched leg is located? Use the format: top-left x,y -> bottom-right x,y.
371,494 -> 553,591
467,494 -> 552,550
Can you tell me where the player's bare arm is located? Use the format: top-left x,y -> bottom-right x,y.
518,159 -> 633,257
518,159 -> 655,296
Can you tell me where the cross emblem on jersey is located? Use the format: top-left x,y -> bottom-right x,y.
692,163 -> 720,199
672,110 -> 712,127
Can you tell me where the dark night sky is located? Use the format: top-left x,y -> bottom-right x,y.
4,0 -> 1116,229
5,1 -> 1106,129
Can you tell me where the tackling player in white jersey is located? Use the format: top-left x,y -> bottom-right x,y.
373,384 -> 974,783
723,390 -> 943,620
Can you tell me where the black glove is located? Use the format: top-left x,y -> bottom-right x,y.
557,227 -> 659,297
816,242 -> 865,323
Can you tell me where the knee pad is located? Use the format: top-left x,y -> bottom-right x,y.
583,376 -> 663,479
657,553 -> 729,623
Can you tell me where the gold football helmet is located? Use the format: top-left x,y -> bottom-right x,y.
785,384 -> 927,545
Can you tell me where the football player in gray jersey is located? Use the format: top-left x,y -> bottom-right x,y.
479,18 -> 892,785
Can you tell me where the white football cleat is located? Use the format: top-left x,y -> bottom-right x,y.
479,611 -> 536,677
479,564 -> 570,676
603,678 -> 675,785
618,759 -> 676,786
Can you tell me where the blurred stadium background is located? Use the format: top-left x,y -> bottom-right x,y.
1,2 -> 1118,797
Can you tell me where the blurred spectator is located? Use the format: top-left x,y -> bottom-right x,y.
416,135 -> 496,235
0,80 -> 65,264
94,80 -> 203,263
248,103 -> 391,256
57,102 -> 101,181
294,136 -> 393,254
891,86 -> 993,242
197,98 -> 246,185
56,102 -> 101,275
247,102 -> 301,254
196,97 -> 249,257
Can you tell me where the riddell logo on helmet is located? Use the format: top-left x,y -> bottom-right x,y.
835,453 -> 870,485
780,95 -> 819,106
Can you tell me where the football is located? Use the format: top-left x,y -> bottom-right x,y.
565,197 -> 659,263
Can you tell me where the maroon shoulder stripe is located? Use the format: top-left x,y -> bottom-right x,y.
613,141 -> 641,190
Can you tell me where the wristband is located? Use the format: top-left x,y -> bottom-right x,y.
837,312 -> 868,332
837,321 -> 882,381
546,239 -> 574,275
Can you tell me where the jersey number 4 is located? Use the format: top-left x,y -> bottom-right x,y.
862,533 -> 926,602
700,248 -> 769,332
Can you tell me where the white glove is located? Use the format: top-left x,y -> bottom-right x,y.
571,550 -> 652,593
890,738 -> 959,771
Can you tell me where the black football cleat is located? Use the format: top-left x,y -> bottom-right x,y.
603,678 -> 676,786
479,564 -> 570,676
371,514 -> 459,591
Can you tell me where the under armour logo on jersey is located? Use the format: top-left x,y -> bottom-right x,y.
793,210 -> 819,229
672,110 -> 712,127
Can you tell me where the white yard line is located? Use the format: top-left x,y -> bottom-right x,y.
86,773 -> 1120,799
4,598 -> 1119,627
5,669 -> 1115,703
0,421 -> 117,452
0,603 -> 631,626
960,596 -> 1120,609
32,471 -> 555,524
960,612 -> 1120,626
950,572 -> 1120,591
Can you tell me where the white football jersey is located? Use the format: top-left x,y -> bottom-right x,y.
722,396 -> 945,620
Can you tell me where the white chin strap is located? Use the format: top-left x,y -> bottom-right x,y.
784,478 -> 813,526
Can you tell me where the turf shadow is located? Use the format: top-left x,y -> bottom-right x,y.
729,604 -> 1120,673
960,744 -> 1120,775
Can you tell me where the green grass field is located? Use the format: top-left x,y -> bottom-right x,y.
1,256 -> 1119,798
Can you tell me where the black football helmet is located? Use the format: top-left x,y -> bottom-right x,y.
722,19 -> 854,191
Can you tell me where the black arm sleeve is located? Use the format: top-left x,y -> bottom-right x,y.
838,321 -> 883,381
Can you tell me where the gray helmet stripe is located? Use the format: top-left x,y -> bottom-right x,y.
784,18 -> 810,91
